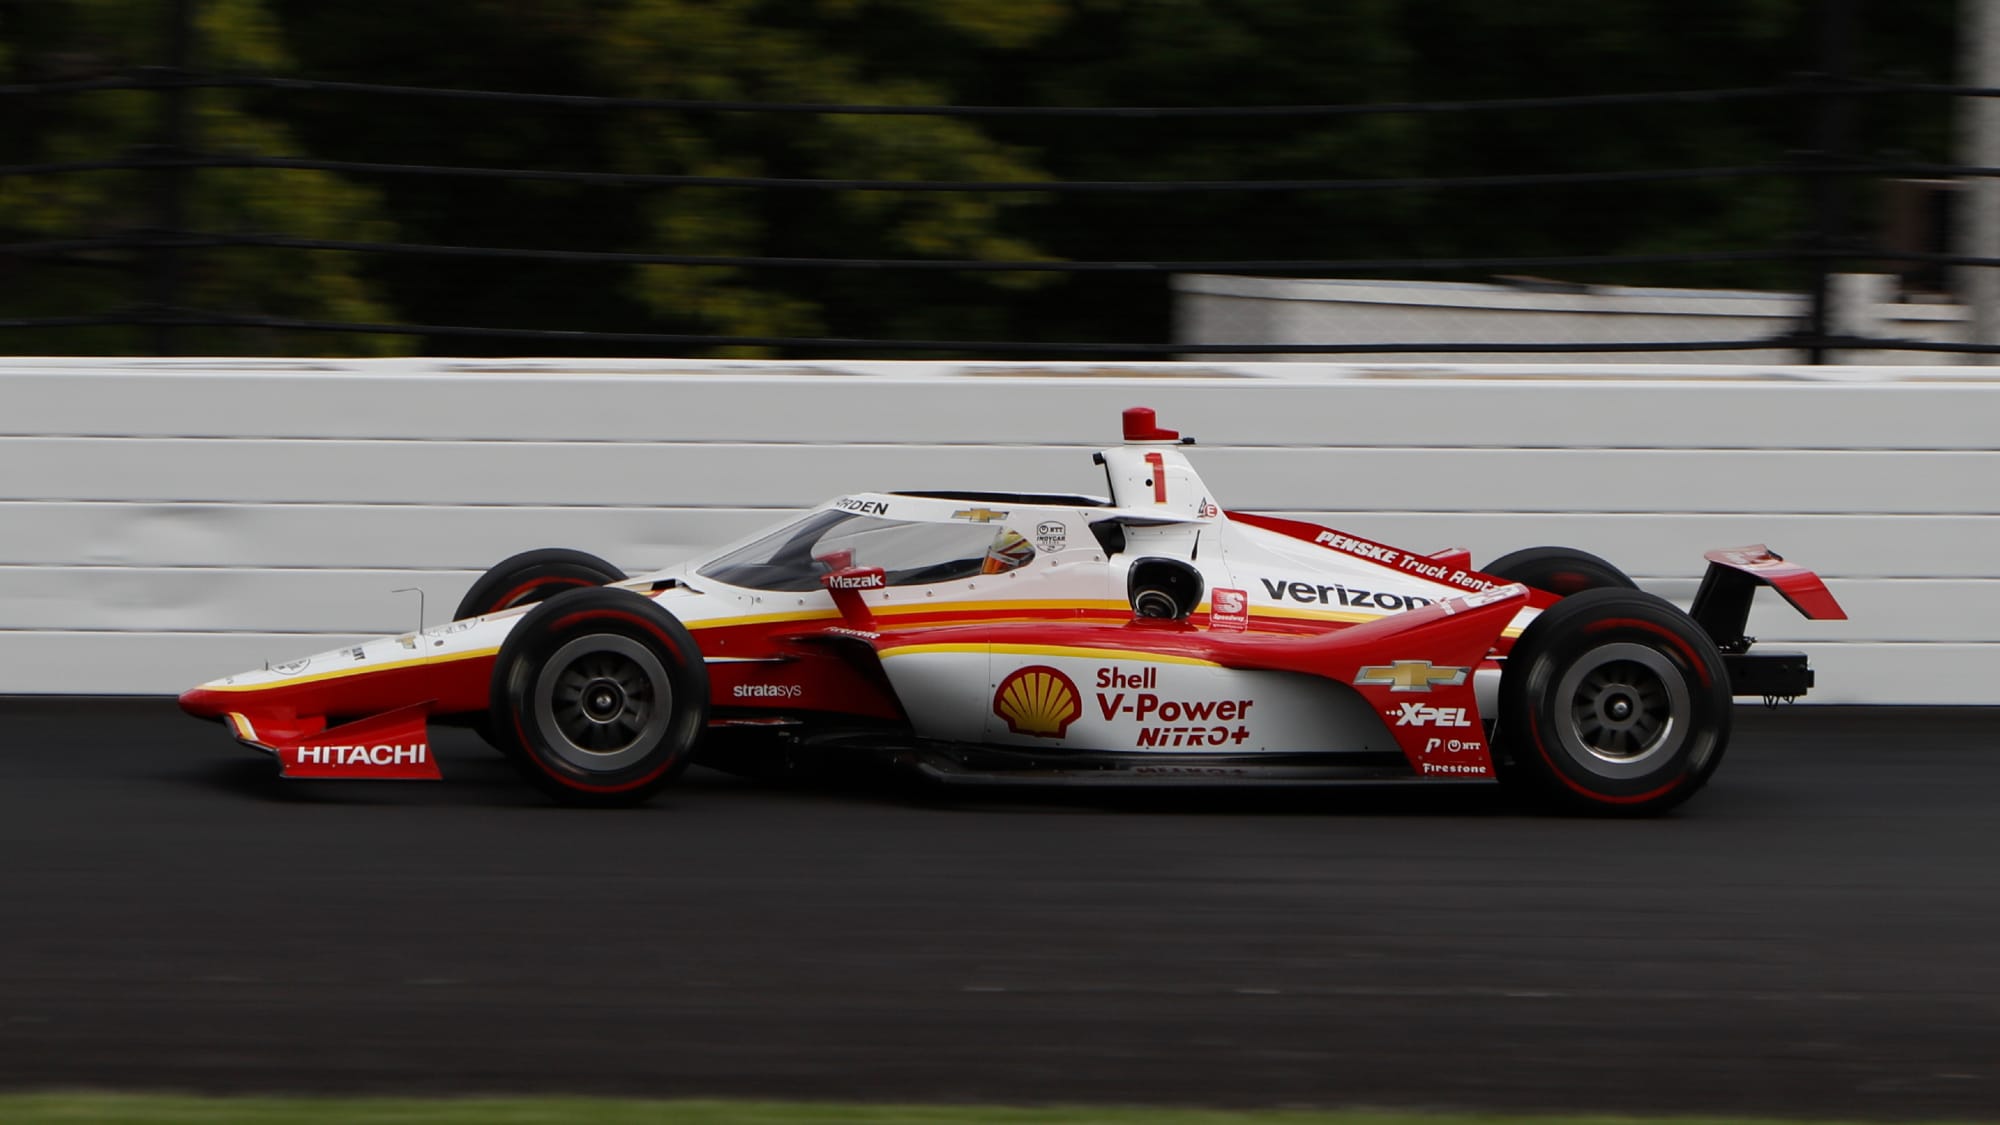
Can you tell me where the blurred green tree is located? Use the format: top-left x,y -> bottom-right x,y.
591,0 -> 1066,354
992,0 -> 1956,345
0,0 -> 406,354
5,0 -> 1963,355
268,0 -> 1070,355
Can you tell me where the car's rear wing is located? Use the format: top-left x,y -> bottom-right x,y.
1688,546 -> 1847,703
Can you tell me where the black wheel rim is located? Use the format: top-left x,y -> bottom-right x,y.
1551,641 -> 1689,779
531,634 -> 674,771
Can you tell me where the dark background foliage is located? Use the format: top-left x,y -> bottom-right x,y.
0,0 -> 1963,355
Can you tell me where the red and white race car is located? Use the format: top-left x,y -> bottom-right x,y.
180,407 -> 1844,814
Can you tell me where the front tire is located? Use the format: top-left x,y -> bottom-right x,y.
1497,588 -> 1729,815
488,587 -> 709,807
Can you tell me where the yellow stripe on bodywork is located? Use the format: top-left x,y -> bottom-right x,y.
687,608 -> 840,631
684,599 -> 1131,632
877,598 -> 1132,618
1251,604 -> 1381,627
197,646 -> 502,692
878,641 -> 1222,668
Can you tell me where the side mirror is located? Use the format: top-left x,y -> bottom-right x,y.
820,566 -> 886,627
821,566 -> 885,592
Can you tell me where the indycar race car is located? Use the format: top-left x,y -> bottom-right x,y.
180,407 -> 1845,814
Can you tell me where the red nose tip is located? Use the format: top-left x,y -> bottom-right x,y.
180,686 -> 226,718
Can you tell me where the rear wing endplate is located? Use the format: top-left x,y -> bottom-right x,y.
1689,545 -> 1846,654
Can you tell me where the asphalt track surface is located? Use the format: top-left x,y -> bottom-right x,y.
1,700 -> 1997,1118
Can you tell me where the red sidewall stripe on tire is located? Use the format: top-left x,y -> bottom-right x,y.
548,609 -> 691,662
506,704 -> 691,795
1581,616 -> 1713,688
1527,712 -> 1689,807
494,576 -> 595,612
512,606 -> 700,793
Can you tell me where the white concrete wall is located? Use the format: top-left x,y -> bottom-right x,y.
3,357 -> 1995,703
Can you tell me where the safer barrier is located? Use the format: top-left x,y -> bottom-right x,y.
2,358 -> 1994,703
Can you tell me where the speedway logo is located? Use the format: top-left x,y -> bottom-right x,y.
1388,702 -> 1472,728
1260,578 -> 1433,612
1209,588 -> 1249,632
733,684 -> 803,699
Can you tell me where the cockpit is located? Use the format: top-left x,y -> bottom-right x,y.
696,507 -> 1037,592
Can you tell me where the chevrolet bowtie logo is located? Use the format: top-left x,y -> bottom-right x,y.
952,507 -> 1009,523
1355,661 -> 1469,693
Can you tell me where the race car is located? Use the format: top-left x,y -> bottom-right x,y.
179,407 -> 1845,814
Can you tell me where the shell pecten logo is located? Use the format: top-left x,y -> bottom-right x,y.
992,665 -> 1083,739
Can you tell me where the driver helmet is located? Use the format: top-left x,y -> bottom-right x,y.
981,528 -> 1035,574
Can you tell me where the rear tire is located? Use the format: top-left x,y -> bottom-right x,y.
457,548 -> 628,754
1496,588 -> 1729,815
454,547 -> 626,622
1482,546 -> 1636,597
488,587 -> 709,807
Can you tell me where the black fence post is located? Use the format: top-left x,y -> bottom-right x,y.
1803,0 -> 1858,365
149,0 -> 196,355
